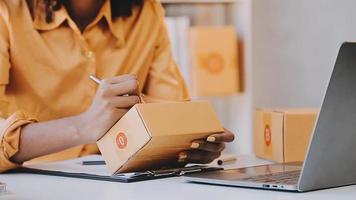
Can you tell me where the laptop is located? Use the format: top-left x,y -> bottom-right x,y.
184,42 -> 356,192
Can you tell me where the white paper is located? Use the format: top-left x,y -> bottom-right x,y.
23,155 -> 112,176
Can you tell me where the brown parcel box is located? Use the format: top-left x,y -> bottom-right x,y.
254,109 -> 318,163
189,26 -> 240,96
97,101 -> 224,174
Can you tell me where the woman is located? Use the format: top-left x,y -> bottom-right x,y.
0,0 -> 235,172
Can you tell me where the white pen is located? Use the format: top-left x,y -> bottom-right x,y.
89,75 -> 102,85
217,155 -> 237,166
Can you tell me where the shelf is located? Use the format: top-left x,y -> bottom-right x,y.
161,0 -> 236,4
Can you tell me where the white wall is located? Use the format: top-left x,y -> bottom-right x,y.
252,0 -> 356,109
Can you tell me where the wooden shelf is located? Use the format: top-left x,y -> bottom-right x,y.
161,0 -> 236,4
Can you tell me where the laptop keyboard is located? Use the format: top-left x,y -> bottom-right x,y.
241,170 -> 300,185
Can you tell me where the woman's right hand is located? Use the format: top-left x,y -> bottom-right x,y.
76,74 -> 141,144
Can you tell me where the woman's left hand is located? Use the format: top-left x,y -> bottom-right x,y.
178,128 -> 235,164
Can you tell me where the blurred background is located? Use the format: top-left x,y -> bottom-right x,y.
162,0 -> 356,155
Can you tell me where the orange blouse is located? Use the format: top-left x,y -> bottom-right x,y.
0,0 -> 189,172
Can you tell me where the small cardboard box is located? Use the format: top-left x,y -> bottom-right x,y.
254,108 -> 318,163
97,101 -> 224,174
189,26 -> 240,96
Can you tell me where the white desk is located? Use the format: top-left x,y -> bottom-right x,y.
1,155 -> 356,200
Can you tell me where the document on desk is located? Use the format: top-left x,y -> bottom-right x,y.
12,155 -> 221,183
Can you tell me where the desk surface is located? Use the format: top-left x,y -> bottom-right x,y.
1,155 -> 356,200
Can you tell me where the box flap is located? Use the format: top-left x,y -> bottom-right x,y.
136,101 -> 224,137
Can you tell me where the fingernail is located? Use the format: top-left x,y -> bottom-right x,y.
178,152 -> 187,162
191,142 -> 200,149
207,136 -> 216,142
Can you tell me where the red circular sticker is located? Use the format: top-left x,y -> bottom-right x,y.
264,125 -> 272,146
116,132 -> 128,149
199,53 -> 225,74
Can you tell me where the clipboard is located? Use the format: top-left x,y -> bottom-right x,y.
11,165 -> 222,183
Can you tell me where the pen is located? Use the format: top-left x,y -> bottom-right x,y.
89,75 -> 102,85
217,155 -> 237,166
89,75 -> 145,103
82,161 -> 106,165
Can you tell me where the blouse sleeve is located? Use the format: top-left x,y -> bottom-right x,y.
0,2 -> 37,173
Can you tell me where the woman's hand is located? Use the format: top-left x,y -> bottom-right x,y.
76,74 -> 141,144
178,129 -> 235,164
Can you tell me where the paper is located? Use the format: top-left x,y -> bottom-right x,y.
23,155 -> 112,177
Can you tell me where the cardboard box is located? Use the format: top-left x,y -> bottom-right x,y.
97,101 -> 224,174
254,109 -> 318,163
189,26 -> 239,96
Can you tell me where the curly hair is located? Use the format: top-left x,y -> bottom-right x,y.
44,0 -> 144,23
